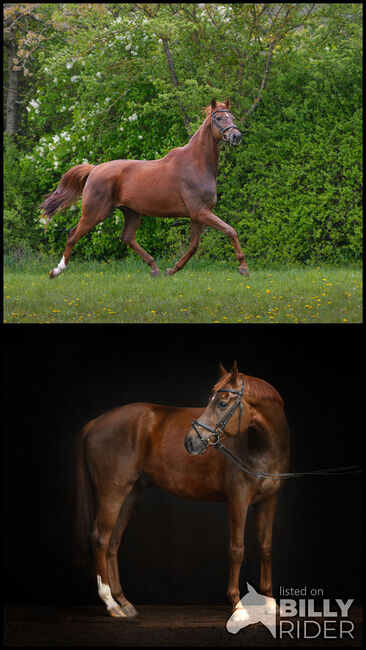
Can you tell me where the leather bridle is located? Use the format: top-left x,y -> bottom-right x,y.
211,108 -> 240,141
190,378 -> 361,480
191,379 -> 244,448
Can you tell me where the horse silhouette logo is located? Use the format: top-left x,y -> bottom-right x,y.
226,583 -> 277,637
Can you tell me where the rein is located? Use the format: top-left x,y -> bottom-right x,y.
191,380 -> 362,480
211,108 -> 239,140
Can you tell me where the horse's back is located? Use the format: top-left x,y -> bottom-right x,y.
83,155 -> 188,218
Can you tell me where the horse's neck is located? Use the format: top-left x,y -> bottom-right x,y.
236,407 -> 278,465
187,119 -> 220,178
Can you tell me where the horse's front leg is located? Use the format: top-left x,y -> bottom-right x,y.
196,209 -> 249,276
253,492 -> 278,598
226,487 -> 251,610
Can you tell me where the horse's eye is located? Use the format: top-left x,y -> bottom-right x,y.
216,116 -> 221,121
218,400 -> 228,409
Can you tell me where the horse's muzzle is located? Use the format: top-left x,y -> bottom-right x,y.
229,130 -> 242,146
184,432 -> 207,455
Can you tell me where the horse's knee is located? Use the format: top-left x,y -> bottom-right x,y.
229,544 -> 244,563
121,232 -> 133,246
259,543 -> 272,560
225,225 -> 237,241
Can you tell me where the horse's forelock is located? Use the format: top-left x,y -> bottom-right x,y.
202,102 -> 229,117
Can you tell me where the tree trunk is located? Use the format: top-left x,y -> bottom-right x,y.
5,38 -> 19,136
162,37 -> 190,130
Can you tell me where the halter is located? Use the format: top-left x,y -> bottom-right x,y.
191,379 -> 244,448
211,109 -> 239,140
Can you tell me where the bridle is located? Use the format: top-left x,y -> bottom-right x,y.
211,108 -> 239,141
190,378 -> 362,480
191,379 -> 244,448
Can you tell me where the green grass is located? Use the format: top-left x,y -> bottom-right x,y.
3,257 -> 363,323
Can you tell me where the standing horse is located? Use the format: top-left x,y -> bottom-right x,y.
41,98 -> 250,279
74,362 -> 290,618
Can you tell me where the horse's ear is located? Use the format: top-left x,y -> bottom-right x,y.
224,98 -> 230,108
210,97 -> 217,110
230,360 -> 239,382
219,362 -> 228,378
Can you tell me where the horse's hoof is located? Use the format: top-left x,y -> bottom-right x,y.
238,267 -> 250,277
49,269 -> 56,279
164,268 -> 174,276
150,268 -> 161,278
121,604 -> 138,618
108,605 -> 126,618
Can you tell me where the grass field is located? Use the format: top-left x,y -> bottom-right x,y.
3,258 -> 362,324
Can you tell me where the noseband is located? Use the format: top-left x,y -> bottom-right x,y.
211,109 -> 239,141
191,379 -> 244,448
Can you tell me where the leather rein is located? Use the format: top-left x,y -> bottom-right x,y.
191,379 -> 362,480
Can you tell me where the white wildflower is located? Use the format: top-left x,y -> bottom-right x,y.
96,71 -> 101,78
138,135 -> 143,139
70,75 -> 79,83
82,158 -> 89,164
125,43 -> 132,51
128,113 -> 138,122
66,62 -> 73,69
53,135 -> 60,144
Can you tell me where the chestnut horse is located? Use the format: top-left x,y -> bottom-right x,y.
41,98 -> 250,279
74,362 -> 290,618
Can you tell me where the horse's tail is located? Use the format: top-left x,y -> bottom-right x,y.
73,425 -> 95,567
40,163 -> 95,230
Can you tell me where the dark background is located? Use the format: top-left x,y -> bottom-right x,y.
4,324 -> 363,606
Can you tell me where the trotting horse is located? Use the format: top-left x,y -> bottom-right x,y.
74,361 -> 290,618
41,98 -> 250,279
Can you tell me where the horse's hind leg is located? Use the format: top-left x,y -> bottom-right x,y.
107,484 -> 141,617
120,209 -> 161,277
165,221 -> 203,276
253,492 -> 278,598
49,193 -> 113,278
91,489 -> 133,618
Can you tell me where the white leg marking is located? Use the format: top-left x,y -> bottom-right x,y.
97,575 -> 125,613
52,255 -> 67,277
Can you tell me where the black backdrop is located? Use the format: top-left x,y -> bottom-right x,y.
4,324 -> 363,606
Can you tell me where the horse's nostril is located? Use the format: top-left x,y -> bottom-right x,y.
185,438 -> 193,453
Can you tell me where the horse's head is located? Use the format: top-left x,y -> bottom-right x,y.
184,361 -> 251,455
209,98 -> 242,145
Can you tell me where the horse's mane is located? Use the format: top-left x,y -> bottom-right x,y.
213,373 -> 284,407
